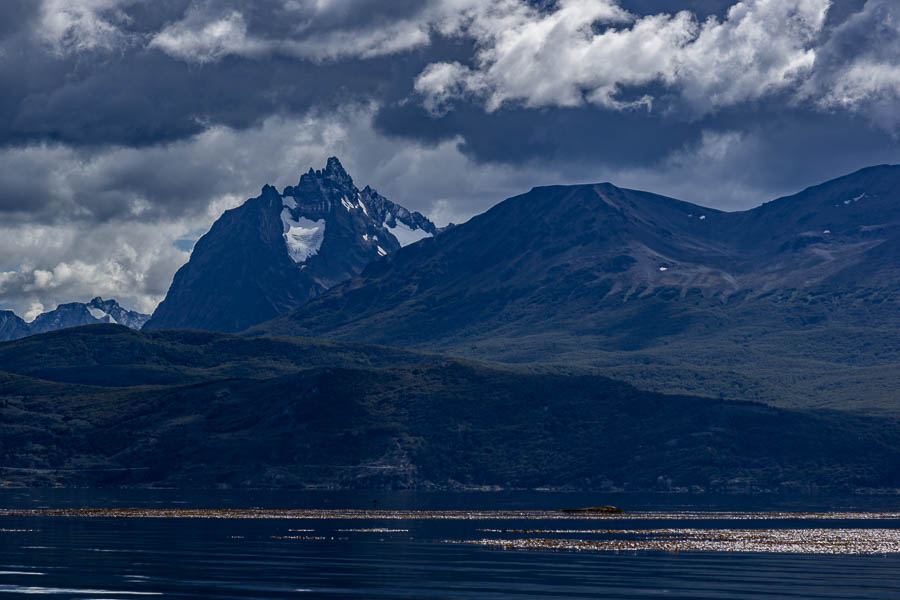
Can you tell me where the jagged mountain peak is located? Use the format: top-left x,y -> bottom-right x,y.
291,156 -> 355,194
324,156 -> 352,184
278,159 -> 433,231
88,296 -> 120,310
279,159 -> 436,262
143,158 -> 436,333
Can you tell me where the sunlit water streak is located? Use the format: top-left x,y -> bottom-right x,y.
1,491 -> 900,598
458,528 -> 900,554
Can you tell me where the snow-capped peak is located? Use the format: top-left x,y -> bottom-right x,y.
276,158 -> 437,264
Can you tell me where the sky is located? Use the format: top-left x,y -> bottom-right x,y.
1,0 -> 899,318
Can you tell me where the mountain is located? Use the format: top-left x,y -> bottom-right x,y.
0,298 -> 149,342
143,157 -> 435,333
28,302 -> 105,335
2,325 -> 899,492
86,297 -> 150,329
253,165 -> 900,415
29,297 -> 150,335
0,311 -> 29,341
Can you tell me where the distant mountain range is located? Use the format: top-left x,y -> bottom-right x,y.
143,157 -> 435,333
0,298 -> 148,342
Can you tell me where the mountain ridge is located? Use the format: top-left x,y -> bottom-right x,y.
250,164 -> 900,414
0,298 -> 148,342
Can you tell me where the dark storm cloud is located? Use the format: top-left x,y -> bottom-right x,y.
622,0 -> 870,25
1,41 -> 440,150
621,0 -> 732,18
6,52 -> 375,147
375,94 -> 900,195
375,101 -> 701,168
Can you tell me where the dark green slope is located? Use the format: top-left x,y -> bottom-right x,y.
1,326 -> 899,491
0,324 -> 429,387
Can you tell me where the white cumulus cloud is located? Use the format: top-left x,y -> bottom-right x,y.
801,0 -> 900,128
37,0 -> 137,54
150,9 -> 264,64
416,0 -> 831,116
149,2 -> 437,63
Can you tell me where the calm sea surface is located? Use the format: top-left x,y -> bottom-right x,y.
1,490 -> 899,599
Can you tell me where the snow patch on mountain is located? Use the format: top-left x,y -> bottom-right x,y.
282,208 -> 326,263
844,192 -> 867,205
87,306 -> 118,324
385,219 -> 432,247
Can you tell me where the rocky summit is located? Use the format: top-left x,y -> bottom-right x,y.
143,157 -> 435,333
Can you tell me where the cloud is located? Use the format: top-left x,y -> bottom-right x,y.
416,0 -> 830,116
604,129 -> 769,210
280,19 -> 432,61
15,0 -> 898,157
36,0 -> 138,54
0,221 -> 190,316
148,1 -> 436,63
674,0 -> 828,112
800,0 -> 900,128
415,62 -> 476,115
149,9 -> 261,64
5,5 -> 435,148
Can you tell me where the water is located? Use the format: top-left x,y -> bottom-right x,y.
1,490 -> 899,599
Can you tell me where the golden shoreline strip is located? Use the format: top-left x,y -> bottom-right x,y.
1,509 -> 900,520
